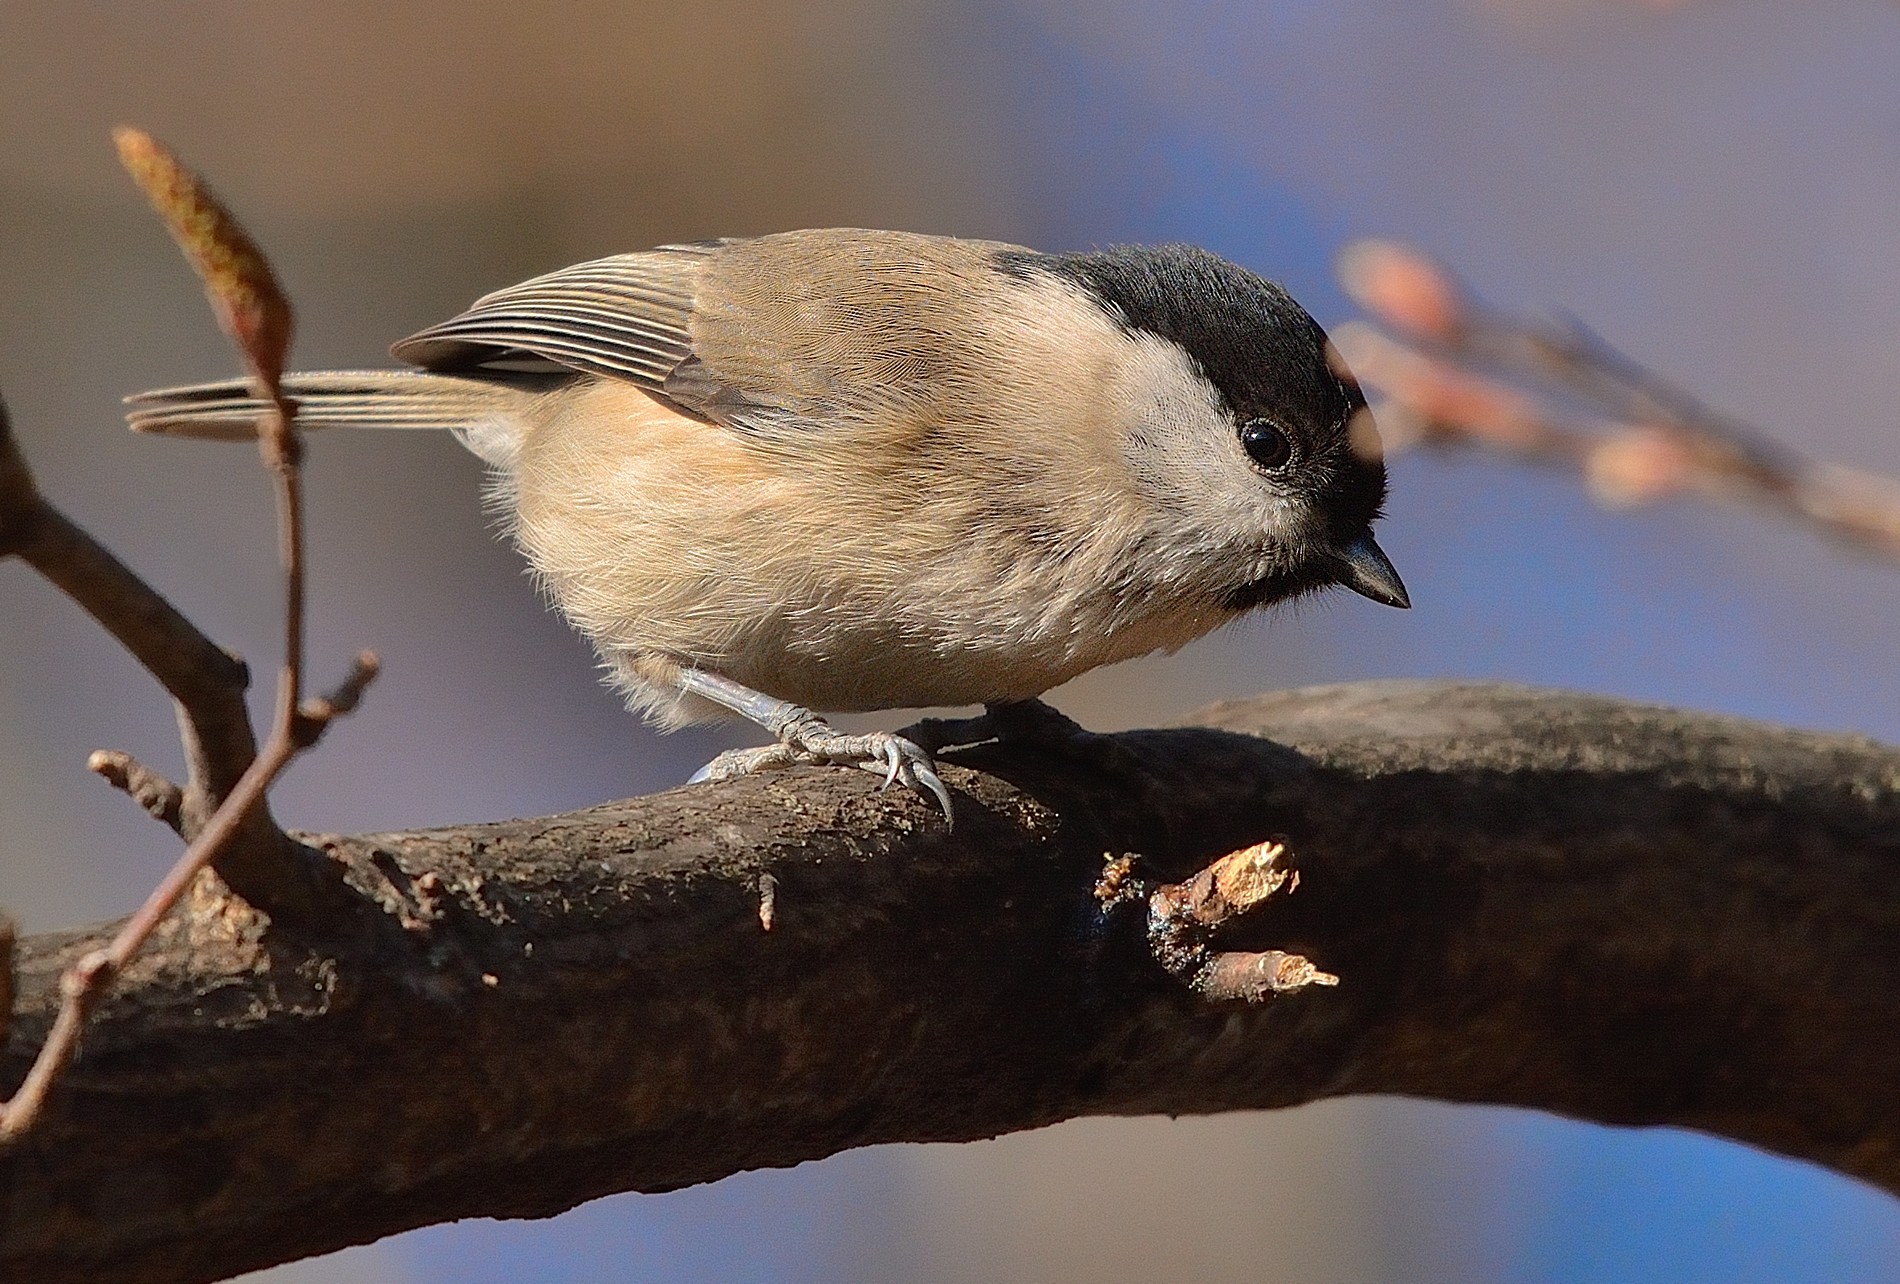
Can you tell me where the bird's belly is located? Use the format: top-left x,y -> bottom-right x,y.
507,381 -> 1228,717
712,617 -> 1093,713
701,570 -> 1226,713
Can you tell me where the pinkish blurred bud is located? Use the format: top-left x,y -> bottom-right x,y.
1334,322 -> 1542,450
1586,432 -> 1692,507
1338,239 -> 1466,342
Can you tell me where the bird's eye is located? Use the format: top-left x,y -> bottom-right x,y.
1240,419 -> 1294,471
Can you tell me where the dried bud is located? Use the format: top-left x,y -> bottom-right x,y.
114,127 -> 293,400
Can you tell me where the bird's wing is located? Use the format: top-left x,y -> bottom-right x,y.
392,230 -> 1030,442
391,242 -> 725,409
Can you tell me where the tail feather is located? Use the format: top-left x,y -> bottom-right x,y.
125,369 -> 567,464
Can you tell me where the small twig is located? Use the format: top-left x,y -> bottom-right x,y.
1335,239 -> 1900,564
758,872 -> 779,932
296,649 -> 380,740
0,647 -> 378,1146
1192,950 -> 1339,1002
0,586 -> 369,1150
0,129 -> 381,1150
87,750 -> 185,835
0,475 -> 379,1154
1095,842 -> 1338,1002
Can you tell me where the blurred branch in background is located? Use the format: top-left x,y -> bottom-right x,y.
1335,239 -> 1900,564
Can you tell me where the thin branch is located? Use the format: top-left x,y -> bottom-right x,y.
87,750 -> 185,835
1334,239 -> 1900,562
0,654 -> 377,1150
0,398 -> 263,835
3,713 -> 295,1142
296,649 -> 380,737
3,682 -> 1897,1284
1099,840 -> 1340,1002
266,398 -> 307,745
0,131 -> 379,1150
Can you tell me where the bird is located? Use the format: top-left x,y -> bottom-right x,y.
127,228 -> 1408,821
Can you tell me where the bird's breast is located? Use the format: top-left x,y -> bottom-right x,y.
505,380 -> 1229,712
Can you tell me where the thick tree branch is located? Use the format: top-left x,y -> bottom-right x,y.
3,680 -> 1898,1283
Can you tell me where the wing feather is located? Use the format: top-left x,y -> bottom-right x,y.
389,231 -> 1037,444
391,242 -> 724,393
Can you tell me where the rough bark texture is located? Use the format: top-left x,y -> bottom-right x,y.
3,680 -> 1898,1283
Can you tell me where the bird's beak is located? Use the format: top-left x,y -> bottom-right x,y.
1336,533 -> 1410,609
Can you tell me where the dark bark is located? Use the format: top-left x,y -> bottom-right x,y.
3,680 -> 1898,1284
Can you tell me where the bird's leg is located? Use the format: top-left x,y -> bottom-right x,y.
680,668 -> 953,821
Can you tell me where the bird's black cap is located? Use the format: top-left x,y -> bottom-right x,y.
996,242 -> 1399,608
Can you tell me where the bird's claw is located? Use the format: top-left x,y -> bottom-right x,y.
691,721 -> 953,823
853,740 -> 953,823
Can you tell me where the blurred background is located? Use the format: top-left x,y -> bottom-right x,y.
4,0 -> 1900,1280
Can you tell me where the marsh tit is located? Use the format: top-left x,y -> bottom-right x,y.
129,228 -> 1408,819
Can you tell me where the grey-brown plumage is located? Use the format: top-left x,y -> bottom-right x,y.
128,229 -> 1406,815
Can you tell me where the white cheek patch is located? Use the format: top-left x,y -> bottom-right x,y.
1112,331 -> 1313,549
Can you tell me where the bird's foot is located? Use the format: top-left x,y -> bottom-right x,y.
693,713 -> 953,822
